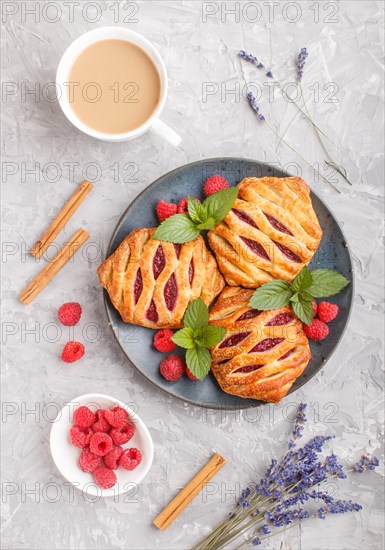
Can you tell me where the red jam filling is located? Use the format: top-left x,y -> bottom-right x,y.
264,212 -> 293,235
218,331 -> 251,349
153,245 -> 166,279
241,236 -> 270,261
265,312 -> 294,326
278,349 -> 296,361
189,259 -> 194,285
237,309 -> 261,321
146,300 -> 159,322
232,209 -> 259,228
133,269 -> 143,304
174,244 -> 181,258
233,364 -> 265,374
164,273 -> 178,311
273,241 -> 301,263
249,338 -> 284,353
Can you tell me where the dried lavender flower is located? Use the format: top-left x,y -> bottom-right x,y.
239,49 -> 273,78
288,402 -> 307,448
297,47 -> 308,81
239,50 -> 265,68
259,524 -> 271,535
324,453 -> 347,478
353,454 -> 380,472
247,92 -> 265,121
192,404 -> 379,550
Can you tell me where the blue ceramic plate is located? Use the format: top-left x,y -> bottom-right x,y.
103,158 -> 353,409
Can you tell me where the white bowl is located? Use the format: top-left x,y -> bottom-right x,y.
50,393 -> 154,498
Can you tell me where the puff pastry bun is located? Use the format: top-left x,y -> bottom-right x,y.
209,286 -> 311,403
98,228 -> 225,329
208,177 -> 322,288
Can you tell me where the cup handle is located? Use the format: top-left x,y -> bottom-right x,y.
151,119 -> 181,147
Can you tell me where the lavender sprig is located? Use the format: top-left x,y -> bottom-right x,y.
247,92 -> 265,121
296,47 -> 308,81
239,50 -> 265,69
288,402 -> 307,448
239,47 -> 353,187
192,403 -> 380,550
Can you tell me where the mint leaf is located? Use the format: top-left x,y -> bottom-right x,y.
197,217 -> 216,230
186,346 -> 211,380
308,269 -> 350,298
153,214 -> 200,243
291,298 -> 313,325
200,325 -> 226,347
184,297 -> 209,329
192,328 -> 205,347
203,187 -> 238,224
188,197 -> 206,224
291,266 -> 312,292
248,280 -> 292,310
300,290 -> 314,302
171,327 -> 195,349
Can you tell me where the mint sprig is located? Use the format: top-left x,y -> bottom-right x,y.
248,266 -> 350,325
171,298 -> 226,380
154,187 -> 238,243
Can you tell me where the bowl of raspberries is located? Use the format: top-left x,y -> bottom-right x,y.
50,393 -> 154,497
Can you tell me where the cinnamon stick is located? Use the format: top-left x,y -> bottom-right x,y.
19,228 -> 89,304
153,453 -> 226,531
30,180 -> 93,259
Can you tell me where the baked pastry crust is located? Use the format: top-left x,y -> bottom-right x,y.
209,286 -> 311,403
98,228 -> 225,329
208,177 -> 322,288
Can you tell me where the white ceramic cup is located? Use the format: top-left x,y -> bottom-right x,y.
56,27 -> 181,146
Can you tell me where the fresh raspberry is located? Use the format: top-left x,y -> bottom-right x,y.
177,197 -> 189,214
203,175 -> 229,196
119,448 -> 142,471
304,319 -> 329,341
186,366 -> 199,381
61,341 -> 85,363
110,423 -> 134,446
312,301 -> 318,317
73,406 -> 96,428
153,329 -> 177,353
93,467 -> 117,489
91,410 -> 111,433
58,302 -> 82,326
89,432 -> 113,456
103,445 -> 123,470
78,449 -> 102,473
104,407 -> 129,428
156,200 -> 177,222
69,425 -> 92,448
160,354 -> 186,382
317,301 -> 339,323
